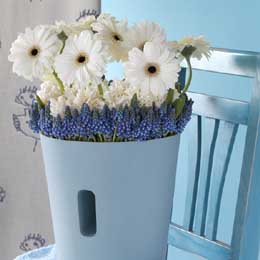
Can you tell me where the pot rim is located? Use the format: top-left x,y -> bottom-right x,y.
40,133 -> 180,146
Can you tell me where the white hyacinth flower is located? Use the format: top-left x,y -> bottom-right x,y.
37,81 -> 62,104
70,86 -> 104,110
138,88 -> 180,107
50,96 -> 69,118
126,21 -> 167,51
103,80 -> 137,108
92,14 -> 129,61
170,35 -> 211,60
8,25 -> 62,81
124,42 -> 181,98
55,16 -> 96,36
50,85 -> 105,117
54,30 -> 107,87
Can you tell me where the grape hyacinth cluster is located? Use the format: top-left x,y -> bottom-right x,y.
29,99 -> 193,142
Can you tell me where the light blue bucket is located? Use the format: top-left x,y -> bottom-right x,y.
40,134 -> 180,260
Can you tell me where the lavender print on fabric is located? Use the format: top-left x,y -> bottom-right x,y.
76,9 -> 99,21
13,86 -> 40,152
20,233 -> 46,252
0,186 -> 6,203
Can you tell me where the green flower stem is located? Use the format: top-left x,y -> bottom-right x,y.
53,71 -> 65,94
112,123 -> 118,142
182,57 -> 193,94
98,134 -> 104,142
36,95 -> 45,108
58,31 -> 68,54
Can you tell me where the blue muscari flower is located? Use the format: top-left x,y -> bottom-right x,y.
28,97 -> 193,141
36,103 -> 52,136
62,106 -> 73,138
162,105 -> 177,135
78,104 -> 91,138
68,109 -> 80,137
52,115 -> 64,139
176,100 -> 193,133
29,101 -> 40,133
135,107 -> 153,141
99,105 -> 113,138
117,106 -> 132,140
91,109 -> 101,135
150,107 -> 162,139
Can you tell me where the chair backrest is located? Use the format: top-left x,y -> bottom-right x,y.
168,48 -> 260,260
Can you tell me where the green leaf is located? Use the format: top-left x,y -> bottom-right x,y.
165,88 -> 175,105
36,95 -> 45,109
130,93 -> 138,107
98,84 -> 103,96
175,82 -> 182,93
174,94 -> 186,118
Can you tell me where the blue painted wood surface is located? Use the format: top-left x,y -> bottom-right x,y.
168,48 -> 260,260
205,122 -> 239,240
193,118 -> 219,236
183,115 -> 202,231
181,48 -> 258,78
168,223 -> 231,260
231,56 -> 260,260
188,92 -> 249,125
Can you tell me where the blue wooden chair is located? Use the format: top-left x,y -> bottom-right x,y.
15,48 -> 260,260
168,48 -> 260,260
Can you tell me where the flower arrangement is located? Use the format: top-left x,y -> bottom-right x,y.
9,14 -> 211,142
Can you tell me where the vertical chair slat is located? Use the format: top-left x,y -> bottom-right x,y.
205,121 -> 239,240
183,115 -> 202,231
194,118 -> 220,236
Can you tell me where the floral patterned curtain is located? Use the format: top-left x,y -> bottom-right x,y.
0,1 -> 100,259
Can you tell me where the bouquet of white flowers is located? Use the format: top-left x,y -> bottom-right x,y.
9,13 -> 211,142
9,13 -> 212,260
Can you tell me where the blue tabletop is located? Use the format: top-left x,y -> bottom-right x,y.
14,245 -> 56,260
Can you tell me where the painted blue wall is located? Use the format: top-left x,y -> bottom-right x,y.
103,1 -> 260,259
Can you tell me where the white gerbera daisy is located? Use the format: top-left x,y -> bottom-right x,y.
37,81 -> 62,104
8,25 -> 62,81
55,16 -> 96,36
92,15 -> 129,61
170,36 -> 211,60
124,42 -> 181,97
54,30 -> 107,87
126,21 -> 167,51
103,80 -> 137,108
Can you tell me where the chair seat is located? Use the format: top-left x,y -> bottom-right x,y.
14,245 -> 56,260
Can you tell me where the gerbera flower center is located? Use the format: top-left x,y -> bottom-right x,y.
29,46 -> 40,58
113,33 -> 123,42
76,52 -> 88,65
145,63 -> 160,77
138,42 -> 146,51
